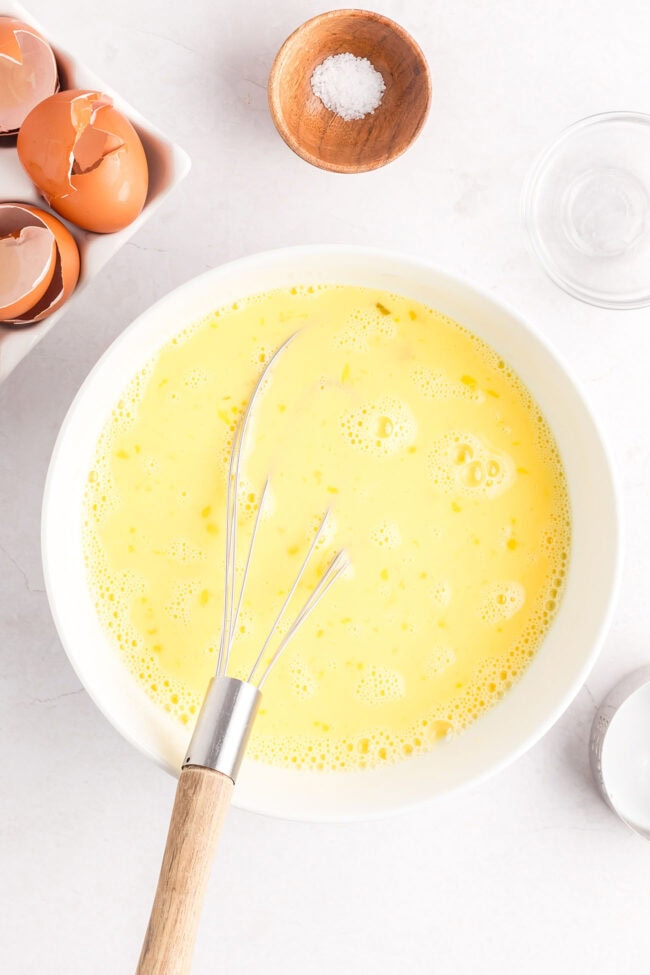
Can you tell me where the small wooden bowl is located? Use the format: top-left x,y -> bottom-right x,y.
268,9 -> 431,173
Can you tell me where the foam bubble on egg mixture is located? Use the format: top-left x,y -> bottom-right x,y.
341,396 -> 417,457
83,284 -> 571,771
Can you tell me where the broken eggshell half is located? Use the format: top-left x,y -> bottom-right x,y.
17,89 -> 149,234
0,17 -> 59,136
0,203 -> 80,327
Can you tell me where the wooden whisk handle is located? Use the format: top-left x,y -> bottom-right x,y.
136,766 -> 233,975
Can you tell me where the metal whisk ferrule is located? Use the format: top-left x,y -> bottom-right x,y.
182,677 -> 260,780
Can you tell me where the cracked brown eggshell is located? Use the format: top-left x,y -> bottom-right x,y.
0,17 -> 59,136
17,89 -> 149,233
0,203 -> 80,327
0,222 -> 56,321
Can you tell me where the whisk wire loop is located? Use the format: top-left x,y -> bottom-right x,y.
214,334 -> 348,689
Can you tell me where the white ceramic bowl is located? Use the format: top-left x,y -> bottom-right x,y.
42,246 -> 621,822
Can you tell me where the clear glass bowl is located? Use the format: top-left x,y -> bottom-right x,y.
522,112 -> 650,309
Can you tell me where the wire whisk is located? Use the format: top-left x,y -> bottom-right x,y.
138,335 -> 349,975
216,333 -> 349,687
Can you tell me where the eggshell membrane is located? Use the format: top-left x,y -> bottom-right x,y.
0,225 -> 56,320
0,18 -> 59,135
17,89 -> 149,233
0,203 -> 80,327
18,205 -> 80,321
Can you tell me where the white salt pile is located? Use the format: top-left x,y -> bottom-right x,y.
310,52 -> 386,122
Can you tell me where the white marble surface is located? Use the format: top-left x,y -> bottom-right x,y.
2,1 -> 650,972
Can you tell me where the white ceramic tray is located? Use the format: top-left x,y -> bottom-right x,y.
0,1 -> 191,383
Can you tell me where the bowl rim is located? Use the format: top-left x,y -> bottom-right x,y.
594,667 -> 650,838
267,9 -> 432,174
41,244 -> 622,822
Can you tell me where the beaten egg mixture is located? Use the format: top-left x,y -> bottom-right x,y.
84,285 -> 570,770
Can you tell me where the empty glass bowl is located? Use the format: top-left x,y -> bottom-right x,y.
523,112 -> 650,309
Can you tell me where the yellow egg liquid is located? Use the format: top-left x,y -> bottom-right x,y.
84,285 -> 570,771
